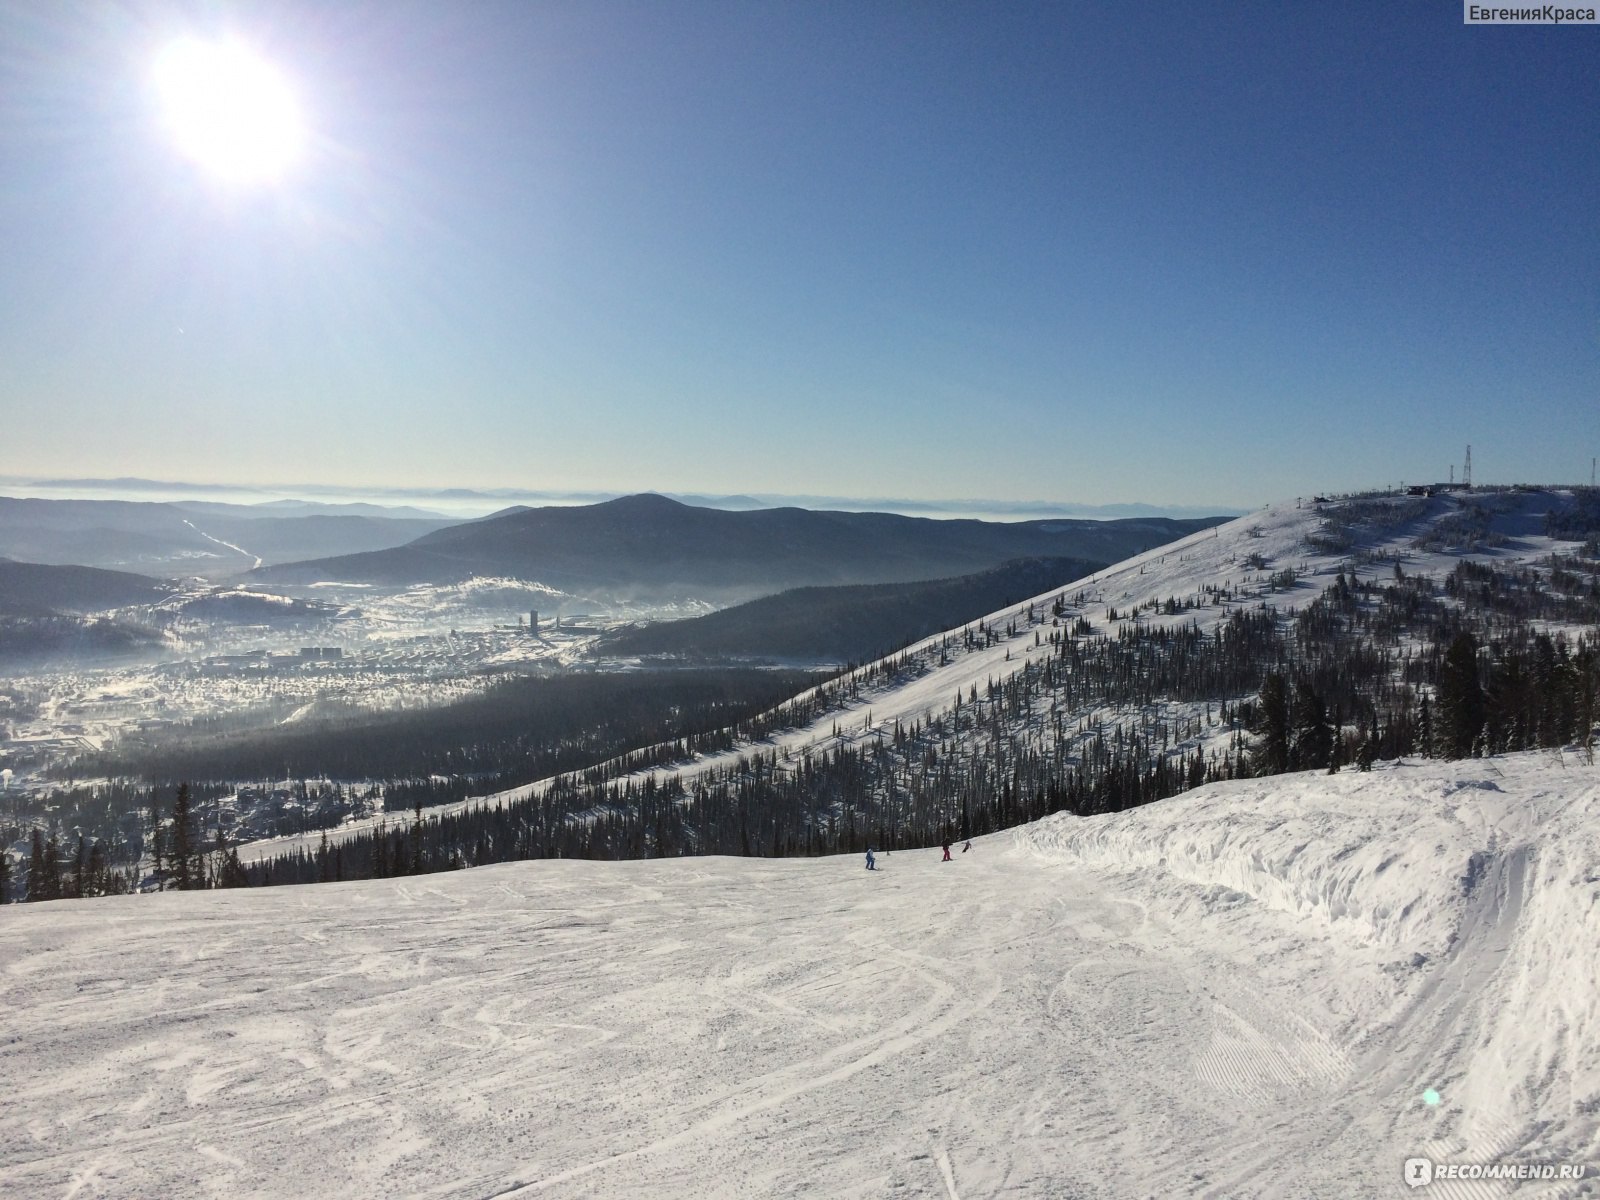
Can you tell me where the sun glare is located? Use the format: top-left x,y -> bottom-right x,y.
152,37 -> 304,187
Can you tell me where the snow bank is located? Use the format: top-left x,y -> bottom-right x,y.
1019,750 -> 1600,1173
1022,759 -> 1508,954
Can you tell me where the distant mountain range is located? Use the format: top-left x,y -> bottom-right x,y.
0,496 -> 458,578
171,499 -> 450,521
2,476 -> 1246,521
252,493 -> 1225,602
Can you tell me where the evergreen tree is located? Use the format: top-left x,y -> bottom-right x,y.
1355,726 -> 1378,772
148,795 -> 165,881
44,834 -> 63,902
1578,645 -> 1597,764
86,841 -> 107,898
217,847 -> 249,888
1435,633 -> 1485,759
27,829 -> 48,902
1291,680 -> 1333,771
170,783 -> 199,890
209,825 -> 247,888
411,800 -> 424,875
70,834 -> 88,900
1252,673 -> 1291,776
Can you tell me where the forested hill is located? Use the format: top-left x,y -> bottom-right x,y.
237,485 -> 1600,877
596,556 -> 1105,665
0,558 -> 174,616
249,493 -> 1223,599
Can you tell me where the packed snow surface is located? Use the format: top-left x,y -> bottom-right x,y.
5,751 -> 1597,1198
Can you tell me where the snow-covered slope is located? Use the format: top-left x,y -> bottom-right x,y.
6,750 -> 1596,1197
235,486 -> 1596,865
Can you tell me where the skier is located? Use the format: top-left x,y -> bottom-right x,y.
941,840 -> 952,862
962,840 -> 972,853
865,847 -> 876,871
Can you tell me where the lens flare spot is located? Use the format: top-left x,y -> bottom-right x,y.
152,37 -> 304,186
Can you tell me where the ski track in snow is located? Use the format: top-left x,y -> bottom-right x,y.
5,752 -> 1598,1198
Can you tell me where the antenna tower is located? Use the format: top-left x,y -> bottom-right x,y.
1464,445 -> 1472,489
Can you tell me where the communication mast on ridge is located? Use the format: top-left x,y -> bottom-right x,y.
1464,444 -> 1472,489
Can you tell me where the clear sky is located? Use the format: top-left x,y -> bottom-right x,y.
2,1 -> 1596,510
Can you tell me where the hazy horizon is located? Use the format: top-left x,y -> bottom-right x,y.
0,473 -> 1249,523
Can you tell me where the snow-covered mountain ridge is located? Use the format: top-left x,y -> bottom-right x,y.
506,484 -> 1594,803
235,486 -> 1600,871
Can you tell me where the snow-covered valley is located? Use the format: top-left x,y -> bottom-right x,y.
5,750 -> 1597,1198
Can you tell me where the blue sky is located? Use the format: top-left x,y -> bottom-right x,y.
1,1 -> 1596,509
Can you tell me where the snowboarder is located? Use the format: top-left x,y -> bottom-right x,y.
962,840 -> 972,853
865,848 -> 876,871
941,840 -> 952,862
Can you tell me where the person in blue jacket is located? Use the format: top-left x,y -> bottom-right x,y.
865,847 -> 877,870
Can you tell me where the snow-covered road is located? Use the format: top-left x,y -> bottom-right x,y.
181,519 -> 263,571
4,754 -> 1596,1198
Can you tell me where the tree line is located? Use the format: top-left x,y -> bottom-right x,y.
3,669 -> 820,902
237,553 -> 1600,888
6,783 -> 247,901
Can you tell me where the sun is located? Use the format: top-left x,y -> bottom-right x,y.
152,37 -> 305,187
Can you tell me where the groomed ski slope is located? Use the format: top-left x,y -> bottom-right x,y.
6,750 -> 1597,1198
